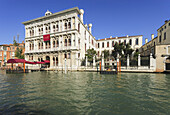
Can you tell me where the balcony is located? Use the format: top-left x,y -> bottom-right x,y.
25,46 -> 79,54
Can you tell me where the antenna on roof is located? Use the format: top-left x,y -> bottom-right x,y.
13,36 -> 15,41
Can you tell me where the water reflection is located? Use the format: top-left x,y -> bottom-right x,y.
0,70 -> 170,114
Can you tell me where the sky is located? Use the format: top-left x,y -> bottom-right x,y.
0,0 -> 170,45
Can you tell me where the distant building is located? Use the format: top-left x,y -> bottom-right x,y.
139,20 -> 170,72
0,41 -> 25,67
96,35 -> 143,57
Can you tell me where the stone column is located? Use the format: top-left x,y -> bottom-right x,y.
101,53 -> 104,70
50,55 -> 53,68
138,54 -> 141,67
127,54 -> 129,67
51,38 -> 53,49
86,56 -> 88,69
93,55 -> 96,68
150,53 -> 153,68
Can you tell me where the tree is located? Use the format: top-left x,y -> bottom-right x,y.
15,47 -> 25,59
102,50 -> 110,60
133,49 -> 140,60
13,39 -> 18,46
111,42 -> 124,59
112,43 -> 134,59
123,43 -> 134,58
85,48 -> 96,62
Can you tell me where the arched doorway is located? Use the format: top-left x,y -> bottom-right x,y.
166,56 -> 170,71
46,56 -> 50,68
56,57 -> 58,66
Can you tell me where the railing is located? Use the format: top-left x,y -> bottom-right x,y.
25,46 -> 79,53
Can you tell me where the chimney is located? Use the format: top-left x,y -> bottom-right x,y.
145,38 -> 148,44
85,24 -> 88,28
88,23 -> 92,33
151,34 -> 154,40
105,38 -> 107,40
165,20 -> 168,24
126,35 -> 129,37
110,36 -> 112,38
80,9 -> 84,23
116,36 -> 118,39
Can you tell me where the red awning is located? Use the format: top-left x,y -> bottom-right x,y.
25,61 -> 36,64
43,60 -> 50,63
36,61 -> 45,64
43,34 -> 50,41
7,59 -> 26,63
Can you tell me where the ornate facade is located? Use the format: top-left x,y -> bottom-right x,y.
22,7 -> 96,70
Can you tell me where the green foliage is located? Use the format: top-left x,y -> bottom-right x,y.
102,50 -> 110,59
112,43 -> 134,59
133,49 -> 140,59
13,39 -> 18,46
123,43 -> 134,57
15,47 -> 25,59
85,48 -> 96,62
112,42 -> 124,59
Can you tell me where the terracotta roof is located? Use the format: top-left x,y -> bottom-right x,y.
97,35 -> 143,41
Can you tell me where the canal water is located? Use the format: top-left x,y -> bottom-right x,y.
0,70 -> 170,115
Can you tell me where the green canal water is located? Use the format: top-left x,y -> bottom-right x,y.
0,70 -> 170,115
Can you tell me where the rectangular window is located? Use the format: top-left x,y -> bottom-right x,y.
159,35 -> 161,42
78,53 -> 80,58
98,43 -> 100,48
78,23 -> 80,33
112,41 -> 114,47
164,32 -> 166,40
107,42 -> 109,47
102,42 -> 104,48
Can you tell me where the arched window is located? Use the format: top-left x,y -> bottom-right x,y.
56,57 -> 58,66
41,28 -> 43,34
107,42 -> 109,47
68,39 -> 71,46
32,30 -> 34,36
65,23 -> 67,30
41,42 -> 43,49
68,22 -> 71,29
39,42 -> 41,49
53,41 -> 55,48
112,41 -> 114,47
124,40 -> 126,45
48,26 -> 50,32
102,42 -> 104,48
65,39 -> 67,46
53,25 -> 55,32
53,57 -> 55,66
136,38 -> 138,45
30,44 -> 32,50
30,31 -> 32,36
129,39 -> 132,45
56,24 -> 59,31
56,40 -> 59,47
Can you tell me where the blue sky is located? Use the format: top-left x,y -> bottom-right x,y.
0,0 -> 170,45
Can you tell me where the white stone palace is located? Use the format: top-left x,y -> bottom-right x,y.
22,7 -> 143,70
23,7 -> 96,70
